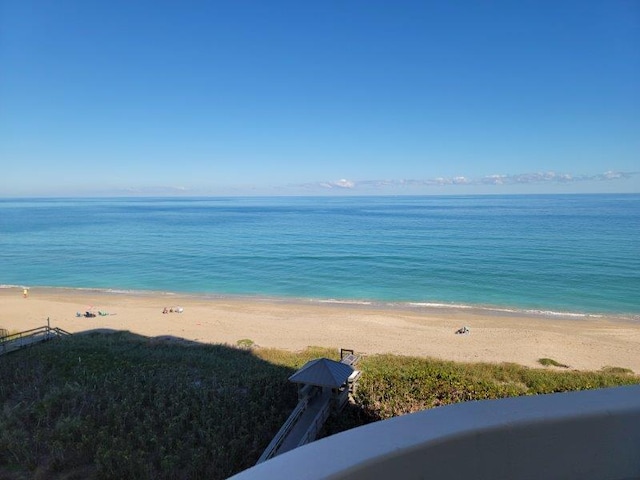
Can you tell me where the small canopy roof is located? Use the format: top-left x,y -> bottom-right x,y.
288,358 -> 354,388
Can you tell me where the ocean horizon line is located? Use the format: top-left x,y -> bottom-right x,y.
1,192 -> 639,200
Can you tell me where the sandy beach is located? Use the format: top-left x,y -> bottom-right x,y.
2,287 -> 639,373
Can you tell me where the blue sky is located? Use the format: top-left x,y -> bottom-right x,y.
1,0 -> 638,196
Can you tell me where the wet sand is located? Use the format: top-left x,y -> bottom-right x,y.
2,287 -> 639,372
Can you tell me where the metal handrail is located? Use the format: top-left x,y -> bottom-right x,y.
0,326 -> 48,341
0,324 -> 71,355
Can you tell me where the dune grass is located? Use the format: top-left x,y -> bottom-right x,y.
601,366 -> 634,375
0,333 -> 638,479
236,338 -> 255,349
538,357 -> 570,368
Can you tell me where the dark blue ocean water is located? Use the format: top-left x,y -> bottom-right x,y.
1,195 -> 638,316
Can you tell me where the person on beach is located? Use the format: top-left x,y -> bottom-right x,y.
23,289 -> 28,298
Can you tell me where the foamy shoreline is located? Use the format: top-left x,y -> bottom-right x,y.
2,286 -> 639,373
3,284 -> 636,322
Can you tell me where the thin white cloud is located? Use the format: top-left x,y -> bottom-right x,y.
599,171 -> 625,180
71,170 -> 636,197
119,186 -> 192,195
335,179 -> 355,188
452,176 -> 470,185
305,171 -> 637,192
482,174 -> 507,185
317,179 -> 356,189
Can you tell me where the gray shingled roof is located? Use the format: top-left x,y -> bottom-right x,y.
288,358 -> 354,388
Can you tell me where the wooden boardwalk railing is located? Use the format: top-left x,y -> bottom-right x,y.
0,324 -> 71,356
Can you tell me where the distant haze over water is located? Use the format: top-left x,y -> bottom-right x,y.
1,195 -> 638,317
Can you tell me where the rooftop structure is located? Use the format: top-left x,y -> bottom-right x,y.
256,352 -> 361,464
288,358 -> 355,388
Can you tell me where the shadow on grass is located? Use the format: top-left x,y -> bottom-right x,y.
0,329 -> 375,480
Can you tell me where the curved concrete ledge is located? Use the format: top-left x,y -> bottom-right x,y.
231,385 -> 640,480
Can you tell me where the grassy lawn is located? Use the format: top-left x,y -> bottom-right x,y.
1,332 -> 638,479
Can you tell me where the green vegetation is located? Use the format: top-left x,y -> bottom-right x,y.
345,356 -> 637,421
538,357 -> 570,368
236,338 -> 255,349
1,333 -> 638,479
0,333 -> 297,480
601,366 -> 634,375
0,328 -> 18,341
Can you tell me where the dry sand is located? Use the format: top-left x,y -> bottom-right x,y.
2,287 -> 639,373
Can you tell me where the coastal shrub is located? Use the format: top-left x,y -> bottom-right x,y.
350,355 -> 638,420
601,366 -> 634,375
0,335 -> 638,479
0,333 -> 298,479
236,338 -> 255,349
538,358 -> 569,368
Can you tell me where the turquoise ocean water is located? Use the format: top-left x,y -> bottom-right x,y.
1,194 -> 638,318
